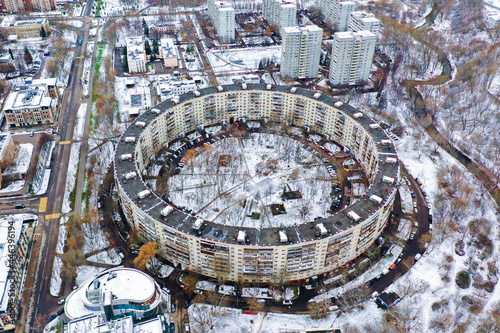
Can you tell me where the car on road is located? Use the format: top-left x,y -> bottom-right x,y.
389,263 -> 396,270
57,308 -> 64,316
30,130 -> 34,137
109,239 -> 116,245
414,253 -> 422,261
57,299 -> 65,305
101,221 -> 105,228
184,302 -> 191,309
413,202 -> 417,208
283,300 -> 292,305
78,39 -> 83,45
118,252 -> 124,259
395,258 -> 402,265
409,233 -> 415,240
48,314 -> 57,322
15,204 -> 25,209
169,322 -> 175,332
185,323 -> 190,332
171,303 -> 175,312
411,192 -> 416,198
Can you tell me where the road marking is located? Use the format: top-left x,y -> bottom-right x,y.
59,141 -> 72,145
45,213 -> 61,220
39,197 -> 48,213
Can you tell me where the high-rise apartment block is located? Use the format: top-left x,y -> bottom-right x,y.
208,0 -> 235,43
0,0 -> 55,13
315,0 -> 356,31
281,25 -> 323,79
348,11 -> 381,35
329,30 -> 377,85
263,0 -> 297,35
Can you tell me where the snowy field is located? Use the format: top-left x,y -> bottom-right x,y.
166,134 -> 335,228
207,46 -> 281,75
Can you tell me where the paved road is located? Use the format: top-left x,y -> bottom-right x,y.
17,3 -> 95,331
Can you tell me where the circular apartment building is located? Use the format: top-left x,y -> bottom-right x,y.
114,84 -> 399,284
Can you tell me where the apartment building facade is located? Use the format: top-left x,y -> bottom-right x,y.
0,16 -> 50,39
2,78 -> 59,128
0,0 -> 55,13
281,25 -> 322,79
315,0 -> 356,31
114,84 -> 399,284
329,30 -> 377,85
263,0 -> 297,35
348,11 -> 381,35
208,0 -> 235,43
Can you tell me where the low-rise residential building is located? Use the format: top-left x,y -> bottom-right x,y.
0,216 -> 32,331
241,74 -> 261,84
157,79 -> 198,101
0,0 -> 56,13
0,16 -> 50,39
329,30 -> 377,85
127,36 -> 147,74
159,38 -> 178,68
281,25 -> 323,79
208,0 -> 235,43
263,0 -> 297,35
2,78 -> 59,128
348,11 -> 381,35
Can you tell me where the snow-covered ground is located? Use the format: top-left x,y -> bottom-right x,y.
62,143 -> 81,214
0,180 -> 24,193
207,46 -> 281,75
73,103 -> 87,141
166,133 -> 336,228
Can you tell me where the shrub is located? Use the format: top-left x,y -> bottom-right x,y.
456,271 -> 471,289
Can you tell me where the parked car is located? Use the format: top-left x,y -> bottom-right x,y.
48,314 -> 57,322
171,303 -> 175,312
282,300 -> 292,305
169,323 -> 175,332
15,204 -> 25,209
57,299 -> 65,305
414,253 -> 422,261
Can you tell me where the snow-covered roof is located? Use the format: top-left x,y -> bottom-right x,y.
3,79 -> 57,111
65,268 -> 160,321
126,36 -> 146,61
160,38 -> 177,58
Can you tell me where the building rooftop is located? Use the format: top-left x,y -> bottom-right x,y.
3,78 -> 57,112
65,268 -> 158,320
283,24 -> 322,34
114,84 -> 399,247
127,37 -> 146,61
160,38 -> 177,58
0,16 -> 15,28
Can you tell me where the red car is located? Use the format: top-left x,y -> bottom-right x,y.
109,239 -> 116,245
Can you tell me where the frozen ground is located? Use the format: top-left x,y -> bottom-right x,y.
0,180 -> 24,193
73,103 -> 87,141
49,256 -> 63,297
166,133 -> 334,228
207,46 -> 281,75
62,143 -> 81,214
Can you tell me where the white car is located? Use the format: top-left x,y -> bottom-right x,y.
57,299 -> 65,305
282,300 -> 292,305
